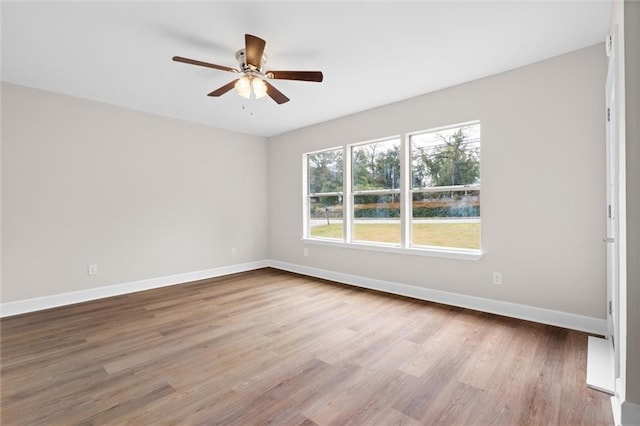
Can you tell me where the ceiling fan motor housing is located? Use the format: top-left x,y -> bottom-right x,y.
235,49 -> 267,74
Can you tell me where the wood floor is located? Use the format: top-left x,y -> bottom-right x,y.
1,268 -> 612,425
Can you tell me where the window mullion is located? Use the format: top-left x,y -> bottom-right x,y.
412,184 -> 481,193
352,189 -> 401,196
344,145 -> 352,243
400,133 -> 411,248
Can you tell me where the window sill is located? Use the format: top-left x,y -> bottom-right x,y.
301,238 -> 482,261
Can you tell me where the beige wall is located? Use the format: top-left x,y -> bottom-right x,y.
1,83 -> 269,302
609,1 -> 640,416
268,44 -> 607,319
624,0 -> 640,410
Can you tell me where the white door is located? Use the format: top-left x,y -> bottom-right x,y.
605,34 -> 620,378
586,34 -> 619,396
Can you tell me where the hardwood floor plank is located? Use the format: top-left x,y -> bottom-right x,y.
0,268 -> 613,425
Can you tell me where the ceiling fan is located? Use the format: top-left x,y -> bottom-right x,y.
173,34 -> 323,105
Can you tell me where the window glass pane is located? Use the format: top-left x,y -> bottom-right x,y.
352,139 -> 400,191
411,124 -> 480,188
353,193 -> 400,244
412,190 -> 480,249
308,149 -> 343,194
309,195 -> 343,239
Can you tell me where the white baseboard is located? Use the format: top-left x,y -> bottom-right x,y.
269,260 -> 608,335
0,260 -> 270,318
0,259 -> 608,336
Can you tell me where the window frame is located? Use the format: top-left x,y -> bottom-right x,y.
303,146 -> 345,242
350,136 -> 402,246
408,122 -> 481,251
302,121 -> 482,261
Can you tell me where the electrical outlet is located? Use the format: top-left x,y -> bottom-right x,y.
303,248 -> 309,257
88,264 -> 98,276
493,272 -> 502,285
231,248 -> 237,256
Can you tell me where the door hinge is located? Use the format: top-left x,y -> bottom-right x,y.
607,107 -> 611,122
609,300 -> 613,315
608,204 -> 612,218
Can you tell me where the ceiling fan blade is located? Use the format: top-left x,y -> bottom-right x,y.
264,81 -> 290,104
207,79 -> 239,97
173,56 -> 238,73
266,70 -> 323,82
245,34 -> 266,69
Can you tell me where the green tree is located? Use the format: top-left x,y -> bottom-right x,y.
352,142 -> 400,191
414,127 -> 479,188
352,148 -> 374,190
375,145 -> 400,189
308,150 -> 343,193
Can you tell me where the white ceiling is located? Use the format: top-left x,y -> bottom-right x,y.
2,1 -> 611,137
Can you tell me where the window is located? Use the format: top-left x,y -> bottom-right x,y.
304,121 -> 480,257
306,148 -> 343,239
410,124 -> 480,250
352,138 -> 401,244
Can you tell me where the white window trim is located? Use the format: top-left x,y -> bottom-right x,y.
303,122 -> 482,260
301,237 -> 482,261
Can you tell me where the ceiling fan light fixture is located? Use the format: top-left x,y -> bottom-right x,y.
252,78 -> 267,99
234,75 -> 267,100
234,76 -> 252,99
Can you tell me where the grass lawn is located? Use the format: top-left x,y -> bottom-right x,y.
310,222 -> 480,249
